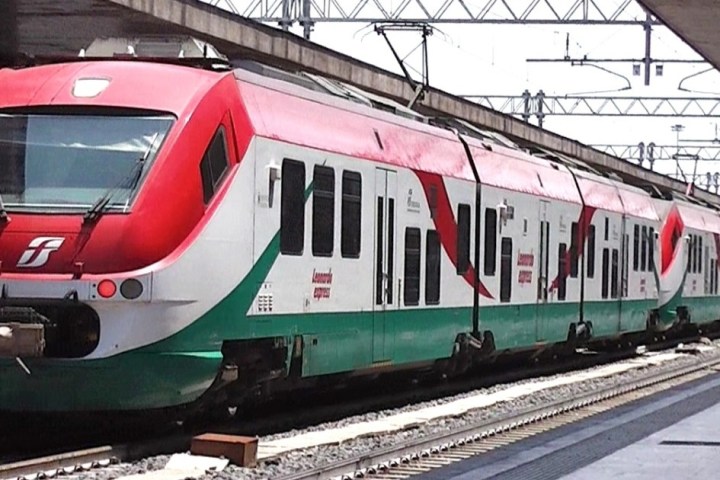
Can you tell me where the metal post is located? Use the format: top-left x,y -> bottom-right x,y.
536,90 -> 545,128
279,0 -> 293,31
643,13 -> 652,86
521,89 -> 531,123
301,0 -> 314,40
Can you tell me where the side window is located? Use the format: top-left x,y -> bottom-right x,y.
484,208 -> 497,276
649,227 -> 655,270
699,236 -> 704,273
570,222 -> 579,278
558,243 -> 567,301
404,228 -> 421,306
200,126 -> 229,204
312,166 -> 334,257
425,230 -> 441,305
633,224 -> 640,272
604,217 -> 609,241
641,226 -> 647,272
611,248 -> 619,298
601,248 -> 610,299
341,171 -> 362,258
587,225 -> 596,278
280,159 -> 305,255
500,237 -> 513,302
457,204 -> 471,275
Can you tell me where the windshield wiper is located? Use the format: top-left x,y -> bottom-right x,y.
83,133 -> 159,224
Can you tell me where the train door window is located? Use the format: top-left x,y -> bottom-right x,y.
425,230 -> 441,305
484,208 -> 497,276
691,235 -> 697,273
200,126 -> 229,204
705,246 -> 711,294
404,228 -> 421,306
500,237 -> 513,303
387,199 -> 395,304
601,248 -> 609,299
570,222 -> 579,278
633,224 -> 640,272
457,204 -> 471,275
711,259 -> 715,294
341,171 -> 362,258
622,234 -> 629,298
649,227 -> 655,270
375,198 -> 384,305
557,243 -> 567,301
280,159 -> 306,255
312,166 -> 335,257
587,225 -> 596,278
640,226 -> 647,272
538,220 -> 550,301
715,260 -> 719,295
611,249 -> 619,299
699,237 -> 703,273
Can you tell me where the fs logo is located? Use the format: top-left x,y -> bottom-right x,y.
16,237 -> 65,268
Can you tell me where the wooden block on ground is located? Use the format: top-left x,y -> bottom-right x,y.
191,433 -> 258,467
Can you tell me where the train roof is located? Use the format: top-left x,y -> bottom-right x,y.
234,64 -> 582,205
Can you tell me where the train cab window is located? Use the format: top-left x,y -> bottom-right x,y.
640,226 -> 647,272
484,208 -> 497,276
587,225 -> 596,278
425,230 -> 441,305
633,225 -> 640,272
570,222 -> 579,278
404,228 -> 421,306
457,204 -> 471,275
200,126 -> 229,204
557,243 -> 567,301
312,166 -> 335,257
341,171 -> 362,258
280,159 -> 306,255
500,238 -> 513,303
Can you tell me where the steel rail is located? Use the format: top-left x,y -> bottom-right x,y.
276,354 -> 720,480
0,436 -> 189,480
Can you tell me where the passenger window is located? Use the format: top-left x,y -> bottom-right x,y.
699,237 -> 703,273
558,243 -> 567,301
611,248 -> 619,298
457,204 -> 471,275
648,227 -> 655,270
641,226 -> 647,272
570,222 -> 579,278
500,237 -> 513,302
280,159 -> 305,255
633,224 -> 639,272
484,208 -> 497,276
425,230 -> 441,305
587,225 -> 596,278
341,171 -> 362,258
199,126 -> 229,204
312,166 -> 334,257
601,248 -> 610,299
404,228 -> 421,306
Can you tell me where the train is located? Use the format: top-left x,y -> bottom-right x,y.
0,37 -> 718,414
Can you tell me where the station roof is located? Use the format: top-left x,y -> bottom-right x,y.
639,0 -> 720,70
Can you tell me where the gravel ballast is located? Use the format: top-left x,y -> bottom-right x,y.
57,341 -> 720,480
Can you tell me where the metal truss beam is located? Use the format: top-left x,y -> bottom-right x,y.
592,144 -> 720,162
464,94 -> 720,121
205,0 -> 652,26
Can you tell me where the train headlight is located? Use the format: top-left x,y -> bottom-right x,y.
120,279 -> 143,300
97,279 -> 117,298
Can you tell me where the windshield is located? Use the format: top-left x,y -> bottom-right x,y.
0,113 -> 174,212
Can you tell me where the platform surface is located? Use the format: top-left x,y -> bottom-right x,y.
416,371 -> 720,480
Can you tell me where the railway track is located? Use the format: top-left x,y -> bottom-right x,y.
274,354 -> 720,480
1,334 -> 716,480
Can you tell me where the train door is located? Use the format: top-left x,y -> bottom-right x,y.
536,200 -> 550,341
373,168 -> 397,363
